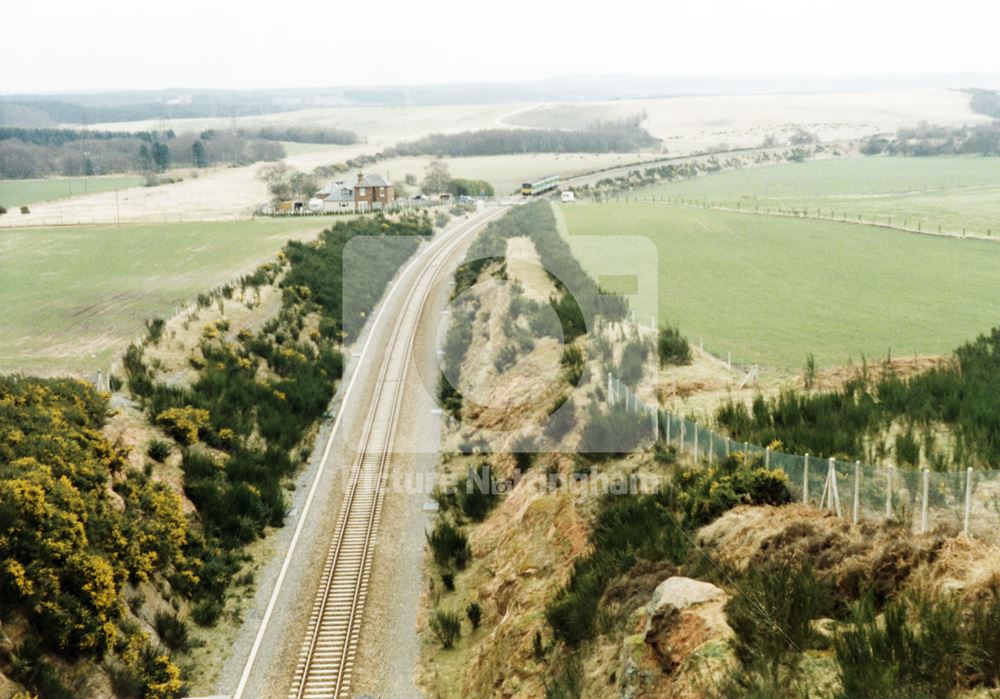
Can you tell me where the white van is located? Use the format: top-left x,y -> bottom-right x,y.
561,190 -> 576,203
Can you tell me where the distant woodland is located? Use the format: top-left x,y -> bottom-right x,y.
387,117 -> 659,156
861,121 -> 1000,156
969,88 -> 1000,119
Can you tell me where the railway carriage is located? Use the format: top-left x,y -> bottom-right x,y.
521,174 -> 560,196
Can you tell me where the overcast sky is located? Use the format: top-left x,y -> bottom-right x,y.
4,0 -> 1000,93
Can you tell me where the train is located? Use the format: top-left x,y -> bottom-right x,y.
521,174 -> 560,197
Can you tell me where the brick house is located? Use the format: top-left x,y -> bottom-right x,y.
353,172 -> 394,211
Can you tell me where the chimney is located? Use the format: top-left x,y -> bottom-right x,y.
357,170 -> 364,183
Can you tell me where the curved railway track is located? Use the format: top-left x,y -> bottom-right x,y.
280,205 -> 507,699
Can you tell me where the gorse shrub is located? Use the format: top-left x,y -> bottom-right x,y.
427,519 -> 470,570
658,323 -> 691,366
546,491 -> 688,645
674,453 -> 791,528
457,464 -> 500,521
466,601 -> 482,629
430,609 -> 462,649
717,327 -> 1000,467
147,439 -> 172,461
153,610 -> 190,652
726,561 -> 837,678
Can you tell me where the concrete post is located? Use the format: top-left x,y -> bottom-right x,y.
964,467 -> 974,536
920,468 -> 929,535
852,461 -> 861,525
803,454 -> 810,504
886,465 -> 894,519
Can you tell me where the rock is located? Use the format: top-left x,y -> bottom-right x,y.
644,577 -> 731,671
618,576 -> 736,699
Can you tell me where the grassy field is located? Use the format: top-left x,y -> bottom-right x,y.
640,156 -> 1000,237
0,175 -> 146,208
0,218 -> 327,375
558,200 -> 1000,370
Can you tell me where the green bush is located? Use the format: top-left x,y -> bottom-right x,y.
726,560 -> 837,678
457,464 -> 499,521
147,439 -> 172,461
834,589 -> 971,698
191,596 -> 223,627
153,610 -> 190,652
657,323 -> 691,366
546,491 -> 688,646
466,601 -> 482,630
427,519 -> 470,570
430,609 -> 462,649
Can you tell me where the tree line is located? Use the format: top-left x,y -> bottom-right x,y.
969,88 -> 1000,119
0,127 -> 285,178
861,121 -> 1000,156
386,117 -> 659,157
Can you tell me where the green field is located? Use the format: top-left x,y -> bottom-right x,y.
0,218 -> 327,375
0,175 -> 146,208
559,200 -> 1000,370
641,156 -> 1000,237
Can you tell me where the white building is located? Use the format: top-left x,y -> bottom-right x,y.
311,180 -> 356,213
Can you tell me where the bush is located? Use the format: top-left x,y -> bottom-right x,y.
147,439 -> 172,461
155,406 -> 210,445
457,464 -> 499,521
657,324 -> 691,366
145,317 -> 166,344
153,610 -> 190,652
466,601 -> 482,630
546,492 -> 688,646
726,560 -> 836,677
561,344 -> 585,386
427,519 -> 470,570
20,205 -> 30,214
191,597 -> 223,627
834,589 -> 971,698
430,609 -> 462,649
674,453 -> 791,527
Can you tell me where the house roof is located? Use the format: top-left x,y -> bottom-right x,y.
316,180 -> 354,201
356,173 -> 391,188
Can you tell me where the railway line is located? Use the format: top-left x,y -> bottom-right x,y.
230,203 -> 508,699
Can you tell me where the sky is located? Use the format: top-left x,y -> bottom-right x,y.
4,0 -> 1000,93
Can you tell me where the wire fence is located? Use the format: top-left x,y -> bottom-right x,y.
607,372 -> 999,538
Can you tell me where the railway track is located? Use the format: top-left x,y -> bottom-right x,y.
282,205 -> 507,699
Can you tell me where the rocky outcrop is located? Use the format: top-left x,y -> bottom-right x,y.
617,577 -> 735,699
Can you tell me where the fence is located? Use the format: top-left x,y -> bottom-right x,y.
606,372 -> 1000,538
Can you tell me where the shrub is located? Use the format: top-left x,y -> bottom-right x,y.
466,601 -> 482,630
191,597 -> 223,627
674,453 -> 791,527
457,464 -> 499,521
20,205 -> 30,214
430,609 -> 462,649
657,324 -> 691,366
145,317 -> 166,344
427,519 -> 470,570
577,403 -> 651,459
726,560 -> 836,678
544,653 -> 584,699
493,342 -> 518,372
561,344 -> 585,385
155,406 -> 210,445
546,492 -> 688,645
833,589 -> 971,698
153,611 -> 190,652
147,439 -> 172,461
617,338 -> 650,386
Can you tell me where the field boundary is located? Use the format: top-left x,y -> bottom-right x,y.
613,195 -> 999,243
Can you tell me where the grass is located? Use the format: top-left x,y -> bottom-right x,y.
641,156 -> 1000,237
559,200 -> 1000,369
0,218 -> 325,374
0,175 -> 145,208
